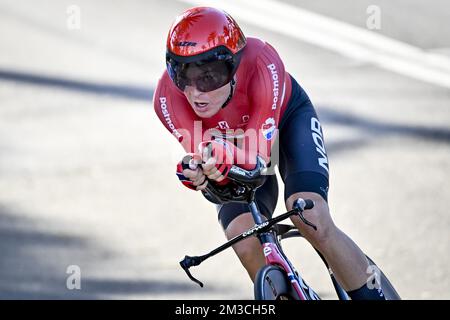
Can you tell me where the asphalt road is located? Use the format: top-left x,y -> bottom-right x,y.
281,0 -> 450,51
0,0 -> 449,299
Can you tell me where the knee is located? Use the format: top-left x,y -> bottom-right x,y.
301,207 -> 335,248
287,192 -> 338,249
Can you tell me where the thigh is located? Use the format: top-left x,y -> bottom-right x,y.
279,87 -> 330,202
217,173 -> 278,231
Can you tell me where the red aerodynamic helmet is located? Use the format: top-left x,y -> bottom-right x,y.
166,7 -> 247,92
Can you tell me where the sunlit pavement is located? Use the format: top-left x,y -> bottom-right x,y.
0,0 -> 449,299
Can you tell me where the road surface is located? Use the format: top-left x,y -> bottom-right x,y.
0,0 -> 449,299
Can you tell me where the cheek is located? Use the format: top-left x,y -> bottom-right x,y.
183,88 -> 192,99
211,88 -> 229,104
183,90 -> 196,106
208,94 -> 219,104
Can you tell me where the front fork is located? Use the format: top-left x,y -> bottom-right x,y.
253,199 -> 321,300
262,240 -> 320,300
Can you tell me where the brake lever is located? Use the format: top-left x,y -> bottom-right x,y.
179,255 -> 204,288
293,199 -> 318,231
297,210 -> 318,231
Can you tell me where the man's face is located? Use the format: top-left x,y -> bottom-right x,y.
183,82 -> 231,118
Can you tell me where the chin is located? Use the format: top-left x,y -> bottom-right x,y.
194,110 -> 215,118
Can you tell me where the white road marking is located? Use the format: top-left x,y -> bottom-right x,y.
179,0 -> 450,89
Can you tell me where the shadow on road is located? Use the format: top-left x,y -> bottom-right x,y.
1,67 -> 448,152
0,205 -> 219,299
321,107 -> 450,144
317,106 -> 450,156
0,68 -> 153,101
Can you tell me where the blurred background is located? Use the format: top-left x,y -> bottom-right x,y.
0,0 -> 449,299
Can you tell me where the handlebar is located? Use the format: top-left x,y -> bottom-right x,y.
226,157 -> 268,188
294,198 -> 315,211
181,154 -> 268,204
179,255 -> 205,288
179,197 -> 316,287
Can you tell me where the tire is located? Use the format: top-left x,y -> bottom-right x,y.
254,265 -> 299,300
366,255 -> 401,300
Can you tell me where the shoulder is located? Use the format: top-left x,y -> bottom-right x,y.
244,37 -> 267,54
153,71 -> 187,114
240,37 -> 270,67
237,37 -> 285,92
238,37 -> 286,87
153,70 -> 194,141
241,38 -> 287,89
241,37 -> 284,65
154,71 -> 182,103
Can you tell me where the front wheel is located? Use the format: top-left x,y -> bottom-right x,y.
254,265 -> 299,300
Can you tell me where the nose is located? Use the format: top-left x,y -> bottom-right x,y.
188,86 -> 208,99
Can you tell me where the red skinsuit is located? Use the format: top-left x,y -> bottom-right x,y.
153,37 -> 292,169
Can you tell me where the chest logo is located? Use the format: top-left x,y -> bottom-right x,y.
262,117 -> 276,140
218,121 -> 230,129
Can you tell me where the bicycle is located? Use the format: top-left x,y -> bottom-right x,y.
179,156 -> 400,300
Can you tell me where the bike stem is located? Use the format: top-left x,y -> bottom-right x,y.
248,200 -> 275,244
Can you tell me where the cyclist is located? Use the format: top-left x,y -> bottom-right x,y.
154,6 -> 386,300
